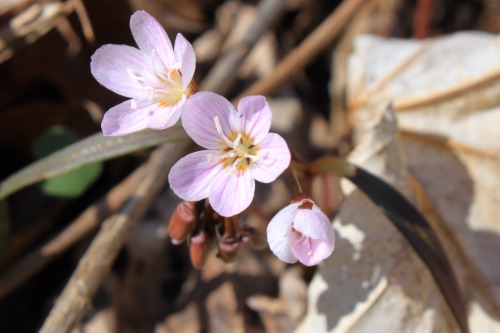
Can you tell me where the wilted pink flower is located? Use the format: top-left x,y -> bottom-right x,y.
91,11 -> 196,136
267,198 -> 335,266
168,92 -> 291,217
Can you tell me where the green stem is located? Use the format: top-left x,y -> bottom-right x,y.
308,156 -> 356,177
284,166 -> 303,196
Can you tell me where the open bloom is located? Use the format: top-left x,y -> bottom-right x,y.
267,198 -> 335,266
91,10 -> 196,136
168,92 -> 291,217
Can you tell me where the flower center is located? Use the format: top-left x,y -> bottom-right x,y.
127,67 -> 196,109
212,116 -> 259,171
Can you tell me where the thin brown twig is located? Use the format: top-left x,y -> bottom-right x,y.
38,142 -> 190,333
200,0 -> 287,94
0,0 -> 95,63
235,0 -> 364,101
0,162 -> 148,300
414,0 -> 433,39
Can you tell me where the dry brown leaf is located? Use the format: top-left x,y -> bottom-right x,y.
298,32 -> 500,332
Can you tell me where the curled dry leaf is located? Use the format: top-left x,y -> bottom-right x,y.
298,32 -> 500,332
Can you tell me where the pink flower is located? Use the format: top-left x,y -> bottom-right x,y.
90,11 -> 196,136
168,92 -> 291,217
267,199 -> 335,266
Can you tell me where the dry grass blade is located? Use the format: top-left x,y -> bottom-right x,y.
0,0 -> 94,63
38,142 -> 190,333
0,161 -> 147,300
200,0 -> 287,94
236,0 -> 364,101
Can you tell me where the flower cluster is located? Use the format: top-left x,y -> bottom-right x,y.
91,10 -> 335,267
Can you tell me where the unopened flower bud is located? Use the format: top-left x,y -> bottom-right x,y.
217,236 -> 240,262
189,230 -> 212,269
240,225 -> 267,250
267,198 -> 335,266
168,201 -> 196,245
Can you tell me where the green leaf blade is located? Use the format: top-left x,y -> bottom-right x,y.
0,126 -> 189,200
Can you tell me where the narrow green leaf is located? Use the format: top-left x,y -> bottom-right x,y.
0,126 -> 189,200
33,125 -> 103,198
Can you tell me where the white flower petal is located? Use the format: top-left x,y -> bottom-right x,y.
181,92 -> 235,149
101,99 -> 159,136
174,33 -> 196,89
148,102 -> 183,130
168,150 -> 223,202
209,168 -> 255,217
251,133 -> 291,183
236,96 -> 272,144
293,203 -> 335,245
130,11 -> 175,69
90,44 -> 153,99
267,202 -> 301,263
289,231 -> 333,266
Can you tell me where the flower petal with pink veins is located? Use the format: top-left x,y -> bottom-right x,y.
235,96 -> 272,144
90,45 -> 153,99
251,133 -> 291,183
101,99 -> 160,136
130,11 -> 174,69
168,150 -> 224,202
293,205 -> 335,245
181,92 -> 235,149
289,230 -> 333,266
209,168 -> 255,217
148,98 -> 184,130
174,33 -> 196,89
267,202 -> 301,263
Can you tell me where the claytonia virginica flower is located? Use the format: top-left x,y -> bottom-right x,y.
168,92 -> 291,217
267,198 -> 335,266
90,10 -> 196,136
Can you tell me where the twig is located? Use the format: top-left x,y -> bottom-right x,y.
200,0 -> 287,94
235,0 -> 364,101
0,161 -> 148,300
0,0 -> 95,63
38,142 -> 190,333
414,0 -> 433,39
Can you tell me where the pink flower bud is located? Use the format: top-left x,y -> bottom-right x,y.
267,199 -> 335,266
189,230 -> 213,269
168,201 -> 196,245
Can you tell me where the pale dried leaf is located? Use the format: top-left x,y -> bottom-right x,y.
297,103 -> 457,333
299,31 -> 500,333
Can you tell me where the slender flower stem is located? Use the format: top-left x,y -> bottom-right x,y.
283,166 -> 303,197
308,156 -> 356,177
223,217 -> 234,238
230,215 -> 243,235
